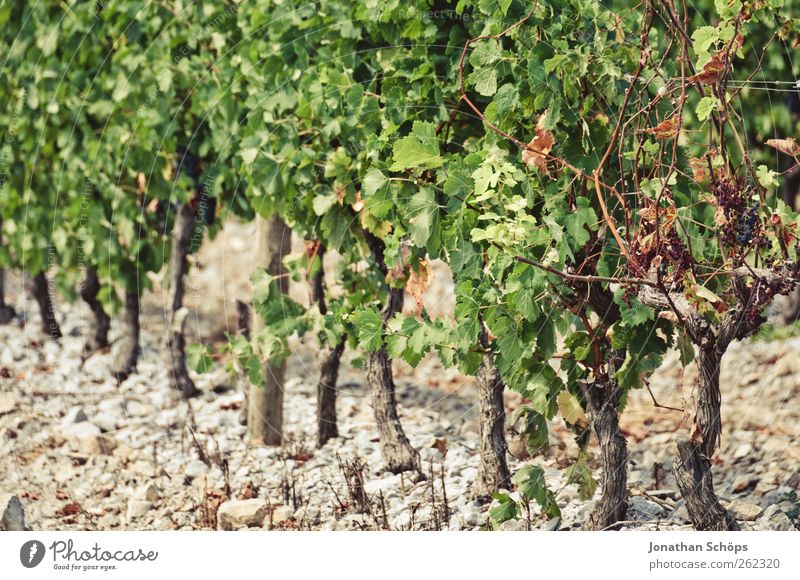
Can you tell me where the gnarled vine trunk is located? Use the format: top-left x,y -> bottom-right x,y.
473,352 -> 511,499
0,267 -> 15,324
581,374 -> 628,530
674,439 -> 739,531
310,245 -> 344,447
79,267 -> 110,352
247,214 -> 290,445
0,222 -> 15,324
31,271 -> 61,339
638,285 -> 740,530
366,286 -> 419,473
673,345 -> 739,530
113,288 -> 140,383
317,342 -> 344,447
571,278 -> 628,530
168,201 -> 200,399
781,167 -> 800,324
363,231 -> 419,474
236,299 -> 250,426
168,307 -> 199,399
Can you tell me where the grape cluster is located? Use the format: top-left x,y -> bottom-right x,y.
736,200 -> 761,246
743,302 -> 766,327
621,283 -> 637,306
629,222 -> 693,286
713,176 -> 744,211
663,229 -> 693,277
714,179 -> 764,250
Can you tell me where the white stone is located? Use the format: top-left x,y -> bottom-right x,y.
629,496 -> 666,520
63,406 -> 88,424
0,393 -> 15,416
134,483 -> 160,503
498,518 -> 527,531
62,422 -> 117,455
268,505 -> 295,527
726,500 -> 763,521
184,460 -> 207,481
363,474 -> 402,495
217,499 -> 269,530
757,505 -> 795,531
733,443 -> 754,460
83,354 -> 112,381
126,500 -> 152,520
462,504 -> 487,527
539,516 -> 561,531
419,447 -> 444,463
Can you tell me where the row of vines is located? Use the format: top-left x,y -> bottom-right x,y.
2,0 -> 800,531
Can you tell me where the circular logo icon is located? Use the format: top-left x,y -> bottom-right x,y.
20,540 -> 46,568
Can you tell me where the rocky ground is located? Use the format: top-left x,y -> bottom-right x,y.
1,222 -> 798,532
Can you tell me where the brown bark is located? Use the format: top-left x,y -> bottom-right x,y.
0,221 -> 13,323
317,342 -> 344,447
0,268 -> 15,324
30,271 -> 61,339
567,278 -> 628,529
639,284 -> 743,530
581,375 -> 628,530
247,214 -> 290,445
79,267 -> 110,352
363,231 -> 419,473
366,317 -> 419,472
695,346 -> 722,456
236,299 -> 250,426
236,299 -> 251,340
671,345 -> 738,530
168,307 -> 200,399
113,288 -> 140,383
310,245 -> 344,447
674,439 -> 739,530
169,202 -> 194,316
168,202 -> 200,399
473,353 -> 511,499
781,168 -> 800,323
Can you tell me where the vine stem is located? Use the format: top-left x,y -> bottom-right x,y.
490,242 -> 658,288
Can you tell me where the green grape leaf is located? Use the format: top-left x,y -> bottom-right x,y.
390,121 -> 443,171
351,307 -> 384,351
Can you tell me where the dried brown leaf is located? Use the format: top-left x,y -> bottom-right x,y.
351,190 -> 365,212
647,114 -> 680,140
765,137 -> 800,157
689,157 -> 708,183
431,438 -> 448,457
689,53 -> 725,85
136,172 -> 147,194
58,502 -> 82,517
406,259 -> 433,312
522,113 -> 554,172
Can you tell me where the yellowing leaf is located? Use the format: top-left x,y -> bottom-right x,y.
359,210 -> 392,239
557,391 -> 588,428
692,284 -> 727,312
240,148 -> 259,165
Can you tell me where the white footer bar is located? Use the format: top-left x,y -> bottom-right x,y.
1,531 -> 798,579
